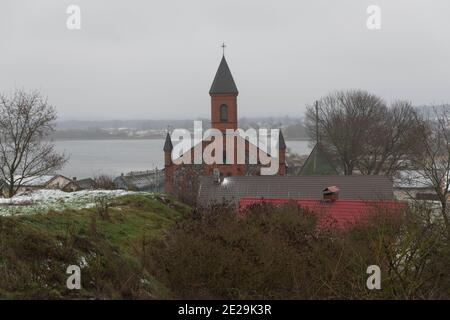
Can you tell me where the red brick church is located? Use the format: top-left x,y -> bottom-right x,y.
163,54 -> 287,202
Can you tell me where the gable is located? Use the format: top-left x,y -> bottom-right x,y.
299,144 -> 338,175
173,133 -> 273,165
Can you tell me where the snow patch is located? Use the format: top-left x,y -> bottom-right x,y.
0,189 -> 138,216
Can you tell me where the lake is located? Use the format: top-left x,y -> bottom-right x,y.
54,139 -> 312,179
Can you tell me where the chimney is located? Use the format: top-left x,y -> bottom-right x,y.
72,177 -> 77,181
322,186 -> 339,202
213,168 -> 221,184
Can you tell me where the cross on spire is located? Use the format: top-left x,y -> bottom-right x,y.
221,42 -> 226,56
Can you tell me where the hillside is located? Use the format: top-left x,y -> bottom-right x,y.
0,193 -> 190,299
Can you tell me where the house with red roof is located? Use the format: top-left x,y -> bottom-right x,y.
239,186 -> 406,229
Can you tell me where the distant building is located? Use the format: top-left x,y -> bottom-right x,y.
62,177 -> 97,192
74,178 -> 97,190
1,175 -> 73,195
114,170 -> 164,192
394,170 -> 440,201
164,54 -> 287,203
197,175 -> 394,207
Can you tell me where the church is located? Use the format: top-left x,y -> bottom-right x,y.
163,53 -> 287,203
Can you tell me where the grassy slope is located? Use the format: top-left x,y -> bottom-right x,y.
0,193 -> 190,299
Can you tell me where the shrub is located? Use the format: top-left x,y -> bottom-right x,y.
94,195 -> 111,220
93,175 -> 116,190
144,202 -> 450,299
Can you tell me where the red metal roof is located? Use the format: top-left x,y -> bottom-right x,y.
239,197 -> 406,229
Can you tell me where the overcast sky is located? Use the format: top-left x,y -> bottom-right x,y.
1,0 -> 449,120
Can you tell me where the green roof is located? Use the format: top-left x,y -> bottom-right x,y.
299,144 -> 338,175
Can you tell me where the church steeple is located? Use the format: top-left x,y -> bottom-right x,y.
279,130 -> 286,150
163,132 -> 173,167
210,54 -> 239,132
209,56 -> 239,95
163,132 -> 173,152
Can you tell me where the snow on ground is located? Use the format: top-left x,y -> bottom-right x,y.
0,189 -> 138,216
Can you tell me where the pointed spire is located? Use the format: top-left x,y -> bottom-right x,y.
209,56 -> 239,95
163,132 -> 173,152
279,130 -> 286,150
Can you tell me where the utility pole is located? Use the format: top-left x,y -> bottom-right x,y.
315,100 -> 319,144
313,101 -> 319,173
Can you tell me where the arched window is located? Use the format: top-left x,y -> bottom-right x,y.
220,104 -> 228,122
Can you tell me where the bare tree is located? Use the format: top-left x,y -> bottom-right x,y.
358,101 -> 420,175
0,90 -> 67,197
306,90 -> 386,175
306,90 -> 420,176
411,105 -> 450,237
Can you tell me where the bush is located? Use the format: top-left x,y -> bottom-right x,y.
93,175 -> 116,190
144,202 -> 450,299
94,195 -> 111,220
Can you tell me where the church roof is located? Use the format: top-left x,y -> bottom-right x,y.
209,56 -> 239,95
298,143 -> 338,175
163,132 -> 173,152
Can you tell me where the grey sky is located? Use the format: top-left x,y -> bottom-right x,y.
1,0 -> 449,120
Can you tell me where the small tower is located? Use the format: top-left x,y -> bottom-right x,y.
163,132 -> 174,193
278,130 -> 287,175
209,54 -> 239,132
163,132 -> 173,166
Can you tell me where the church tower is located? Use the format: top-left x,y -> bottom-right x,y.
209,55 -> 239,132
163,132 -> 174,194
163,50 -> 287,199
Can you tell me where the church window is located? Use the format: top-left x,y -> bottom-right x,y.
220,104 -> 228,122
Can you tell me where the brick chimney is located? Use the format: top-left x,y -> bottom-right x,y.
323,186 -> 339,202
213,168 -> 221,184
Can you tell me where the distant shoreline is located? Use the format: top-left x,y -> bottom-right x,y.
53,137 -> 165,141
53,137 -> 312,142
